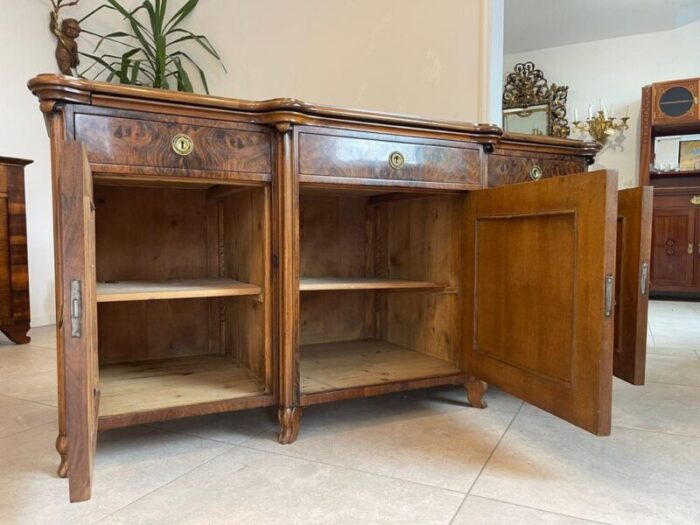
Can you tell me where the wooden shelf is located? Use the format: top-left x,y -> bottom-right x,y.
299,277 -> 446,292
300,339 -> 461,394
96,278 -> 261,303
650,169 -> 700,178
99,355 -> 266,417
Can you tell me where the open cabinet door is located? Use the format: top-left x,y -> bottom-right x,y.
614,187 -> 653,385
463,170 -> 618,435
58,142 -> 99,502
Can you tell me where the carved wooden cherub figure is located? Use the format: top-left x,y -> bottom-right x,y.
50,0 -> 81,76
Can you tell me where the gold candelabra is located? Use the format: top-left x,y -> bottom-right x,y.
572,110 -> 629,144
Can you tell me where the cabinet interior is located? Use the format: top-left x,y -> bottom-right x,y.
93,178 -> 271,418
298,189 -> 464,396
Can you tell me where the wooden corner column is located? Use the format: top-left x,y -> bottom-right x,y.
274,122 -> 303,444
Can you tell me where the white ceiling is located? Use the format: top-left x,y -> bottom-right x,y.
504,0 -> 700,54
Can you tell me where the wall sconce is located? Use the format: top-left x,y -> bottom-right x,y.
572,102 -> 630,144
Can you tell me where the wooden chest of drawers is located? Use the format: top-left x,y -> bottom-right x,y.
30,74 -> 651,503
0,157 -> 31,344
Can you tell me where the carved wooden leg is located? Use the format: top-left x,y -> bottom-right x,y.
466,376 -> 488,409
55,433 -> 68,478
278,406 -> 302,444
0,324 -> 31,345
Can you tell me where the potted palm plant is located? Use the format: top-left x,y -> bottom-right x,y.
79,0 -> 225,93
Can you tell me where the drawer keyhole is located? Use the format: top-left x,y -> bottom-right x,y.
389,151 -> 405,170
172,134 -> 194,156
529,165 -> 543,181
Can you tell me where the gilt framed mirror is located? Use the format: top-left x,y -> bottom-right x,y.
502,62 -> 570,138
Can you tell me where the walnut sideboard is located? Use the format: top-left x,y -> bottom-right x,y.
29,74 -> 652,502
0,156 -> 31,344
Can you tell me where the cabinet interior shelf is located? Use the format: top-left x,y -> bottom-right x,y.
299,277 -> 447,292
300,339 -> 461,394
96,278 -> 262,303
99,355 -> 266,418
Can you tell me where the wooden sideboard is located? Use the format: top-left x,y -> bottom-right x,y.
0,156 -> 31,344
30,74 -> 651,502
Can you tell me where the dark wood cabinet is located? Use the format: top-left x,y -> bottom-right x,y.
0,157 -> 31,344
30,75 -> 651,502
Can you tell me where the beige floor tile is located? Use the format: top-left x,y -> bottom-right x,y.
406,384 -> 524,415
612,381 -> 700,436
100,446 -> 464,525
0,344 -> 57,406
147,406 -> 278,444
472,414 -> 700,525
646,345 -> 699,357
0,394 -> 56,438
0,422 -> 231,525
244,392 -> 516,492
26,325 -> 57,349
453,495 -> 606,524
646,354 -> 700,387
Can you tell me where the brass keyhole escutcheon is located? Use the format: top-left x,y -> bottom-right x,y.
172,134 -> 194,156
691,195 -> 700,205
389,151 -> 405,170
529,165 -> 543,181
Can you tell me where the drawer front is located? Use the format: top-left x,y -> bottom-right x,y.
74,113 -> 272,175
655,193 -> 700,208
298,131 -> 481,189
487,154 -> 585,187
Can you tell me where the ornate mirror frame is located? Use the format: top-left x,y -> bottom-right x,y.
502,62 -> 570,138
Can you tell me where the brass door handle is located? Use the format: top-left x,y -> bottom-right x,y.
690,196 -> 700,205
688,243 -> 694,254
172,134 -> 194,156
529,165 -> 543,181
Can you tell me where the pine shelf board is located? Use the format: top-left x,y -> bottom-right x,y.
299,277 -> 446,292
99,355 -> 266,417
96,278 -> 261,303
300,339 -> 461,394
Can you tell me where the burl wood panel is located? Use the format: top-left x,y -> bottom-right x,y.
651,208 -> 696,288
74,112 -> 272,175
464,170 -> 617,435
298,130 -> 481,189
487,153 -> 585,187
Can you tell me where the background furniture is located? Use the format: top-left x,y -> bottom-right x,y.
640,77 -> 700,295
31,75 -> 651,502
0,156 -> 31,344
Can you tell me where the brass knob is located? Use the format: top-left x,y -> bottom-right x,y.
690,195 -> 700,205
389,151 -> 405,170
529,165 -> 543,181
172,134 -> 194,156
689,243 -> 694,255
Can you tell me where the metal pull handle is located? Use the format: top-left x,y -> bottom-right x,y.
389,151 -> 405,170
604,274 -> 614,318
689,243 -> 694,255
70,279 -> 82,337
691,196 -> 700,205
529,165 -> 543,181
172,134 -> 194,156
640,263 -> 649,295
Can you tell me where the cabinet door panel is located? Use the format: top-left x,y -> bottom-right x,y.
650,208 -> 695,288
614,187 -> 653,385
58,142 -> 99,502
463,170 -> 617,435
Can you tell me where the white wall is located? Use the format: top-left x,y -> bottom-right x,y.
505,19 -> 700,188
0,0 -> 497,327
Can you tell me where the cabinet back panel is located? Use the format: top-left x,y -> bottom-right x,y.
95,186 -> 208,281
300,291 -> 375,345
475,213 -> 575,384
300,195 -> 370,278
97,299 -> 213,364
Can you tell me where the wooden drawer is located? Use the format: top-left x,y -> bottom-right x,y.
74,112 -> 272,176
298,129 -> 481,189
654,192 -> 700,208
487,154 -> 585,187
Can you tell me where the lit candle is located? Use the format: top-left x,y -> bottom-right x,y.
603,105 -> 608,119
574,108 -> 579,121
610,103 -> 614,118
600,98 -> 604,111
588,105 -> 593,118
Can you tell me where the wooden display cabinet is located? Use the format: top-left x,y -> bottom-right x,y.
30,75 -> 652,502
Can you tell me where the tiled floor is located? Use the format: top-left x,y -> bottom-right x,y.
1,300 -> 699,524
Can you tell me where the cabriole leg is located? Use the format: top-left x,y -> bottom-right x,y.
466,376 -> 488,409
278,406 -> 302,444
55,433 -> 68,478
